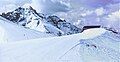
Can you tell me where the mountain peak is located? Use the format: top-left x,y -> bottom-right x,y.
0,6 -> 81,36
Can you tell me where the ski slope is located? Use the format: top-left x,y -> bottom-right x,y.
0,28 -> 119,62
0,17 -> 54,44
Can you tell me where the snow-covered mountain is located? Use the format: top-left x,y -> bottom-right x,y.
0,6 -> 81,36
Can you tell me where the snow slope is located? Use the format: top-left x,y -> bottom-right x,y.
1,28 -> 119,62
0,16 -> 54,44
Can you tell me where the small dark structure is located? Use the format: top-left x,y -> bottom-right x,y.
82,25 -> 101,32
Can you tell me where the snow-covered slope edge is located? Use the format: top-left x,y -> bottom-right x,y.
0,16 -> 54,44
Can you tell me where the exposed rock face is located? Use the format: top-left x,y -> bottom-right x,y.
46,16 -> 81,35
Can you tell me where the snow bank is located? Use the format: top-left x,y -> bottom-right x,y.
81,28 -> 106,39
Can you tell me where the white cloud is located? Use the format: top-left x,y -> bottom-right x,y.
0,0 -> 31,13
104,10 -> 120,32
31,0 -> 70,14
95,7 -> 105,16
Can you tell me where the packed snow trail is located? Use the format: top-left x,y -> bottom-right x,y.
1,28 -> 119,62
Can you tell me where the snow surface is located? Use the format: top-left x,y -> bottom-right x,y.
0,16 -> 54,44
0,28 -> 120,62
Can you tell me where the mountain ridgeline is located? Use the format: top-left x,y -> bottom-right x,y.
0,6 -> 82,36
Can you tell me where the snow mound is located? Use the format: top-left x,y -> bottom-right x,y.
81,28 -> 106,39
